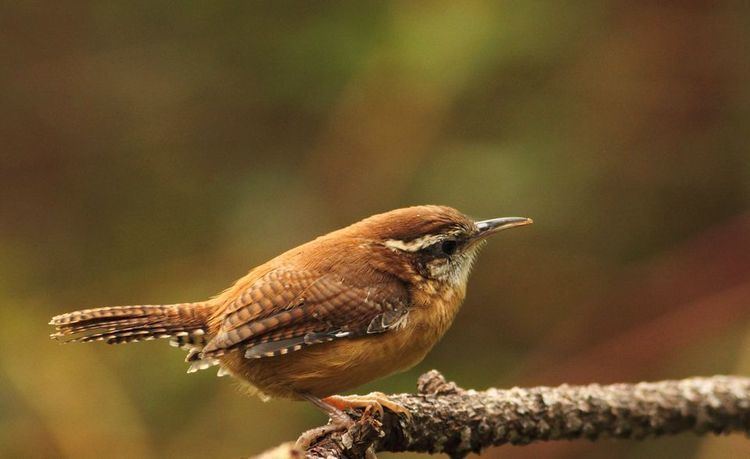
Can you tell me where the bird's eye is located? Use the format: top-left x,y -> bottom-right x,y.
440,240 -> 457,256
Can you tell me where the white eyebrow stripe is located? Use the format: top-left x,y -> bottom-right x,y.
384,234 -> 443,252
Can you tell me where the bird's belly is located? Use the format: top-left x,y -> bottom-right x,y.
220,307 -> 448,399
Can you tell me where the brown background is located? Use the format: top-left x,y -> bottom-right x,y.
2,2 -> 749,458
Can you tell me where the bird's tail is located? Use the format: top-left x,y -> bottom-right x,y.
49,302 -> 211,345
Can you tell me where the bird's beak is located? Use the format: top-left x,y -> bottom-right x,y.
473,216 -> 533,241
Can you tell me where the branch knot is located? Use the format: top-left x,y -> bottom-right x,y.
417,369 -> 465,396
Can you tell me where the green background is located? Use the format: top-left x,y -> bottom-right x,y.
2,2 -> 749,458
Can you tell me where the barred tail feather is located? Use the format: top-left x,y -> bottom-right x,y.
50,302 -> 209,345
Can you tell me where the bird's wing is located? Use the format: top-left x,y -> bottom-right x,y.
201,269 -> 410,359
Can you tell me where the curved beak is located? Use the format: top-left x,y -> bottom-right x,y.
474,216 -> 533,241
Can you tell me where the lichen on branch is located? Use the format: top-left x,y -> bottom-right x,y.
256,370 -> 750,459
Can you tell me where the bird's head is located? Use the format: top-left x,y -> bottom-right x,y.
349,205 -> 533,286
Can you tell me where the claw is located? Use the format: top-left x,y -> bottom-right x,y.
323,391 -> 411,420
295,391 -> 411,450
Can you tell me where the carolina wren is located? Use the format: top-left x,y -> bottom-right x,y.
50,205 -> 532,444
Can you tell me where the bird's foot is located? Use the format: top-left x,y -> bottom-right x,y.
295,393 -> 356,450
294,391 -> 409,450
322,391 -> 411,420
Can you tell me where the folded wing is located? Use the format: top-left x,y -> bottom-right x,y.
200,269 -> 410,360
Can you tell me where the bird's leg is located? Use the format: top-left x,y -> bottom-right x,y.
323,391 -> 411,420
295,393 -> 355,450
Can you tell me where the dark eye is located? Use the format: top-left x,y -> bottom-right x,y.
440,240 -> 457,256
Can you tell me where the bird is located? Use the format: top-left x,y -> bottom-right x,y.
49,205 -> 532,446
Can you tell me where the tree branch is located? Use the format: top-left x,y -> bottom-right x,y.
255,370 -> 750,459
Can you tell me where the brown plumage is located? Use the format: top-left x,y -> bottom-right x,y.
50,303 -> 211,345
49,205 -> 532,443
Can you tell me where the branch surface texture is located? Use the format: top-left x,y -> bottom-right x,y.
256,370 -> 750,459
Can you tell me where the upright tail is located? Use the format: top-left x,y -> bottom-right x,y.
49,302 -> 211,345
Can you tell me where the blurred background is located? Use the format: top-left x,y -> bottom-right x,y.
2,2 -> 749,458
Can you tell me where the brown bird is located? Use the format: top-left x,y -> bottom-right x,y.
49,205 -> 532,446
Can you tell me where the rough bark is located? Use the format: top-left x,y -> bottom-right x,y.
255,370 -> 750,459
